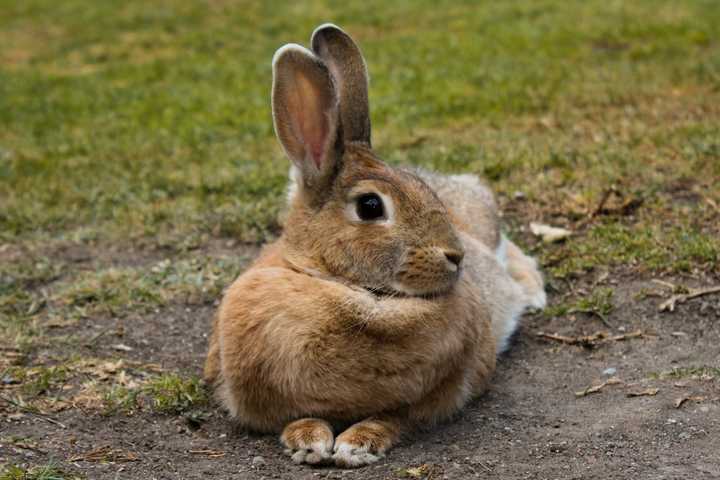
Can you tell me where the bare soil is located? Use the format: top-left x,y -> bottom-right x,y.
2,255 -> 719,480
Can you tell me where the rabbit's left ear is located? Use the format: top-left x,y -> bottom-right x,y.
311,24 -> 371,147
272,44 -> 340,196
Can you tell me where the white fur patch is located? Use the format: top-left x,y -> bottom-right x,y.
332,441 -> 383,468
285,165 -> 301,204
496,235 -> 509,269
527,287 -> 547,310
494,290 -> 527,355
284,438 -> 333,465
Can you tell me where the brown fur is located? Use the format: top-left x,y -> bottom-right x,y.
204,24 -> 544,468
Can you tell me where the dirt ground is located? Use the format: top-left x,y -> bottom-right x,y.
2,244 -> 719,480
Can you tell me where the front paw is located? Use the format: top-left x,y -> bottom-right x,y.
280,418 -> 334,465
332,441 -> 383,468
332,418 -> 399,468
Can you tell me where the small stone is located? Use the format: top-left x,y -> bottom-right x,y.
603,367 -> 617,376
251,456 -> 266,466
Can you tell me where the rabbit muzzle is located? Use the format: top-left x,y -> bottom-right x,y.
391,244 -> 465,296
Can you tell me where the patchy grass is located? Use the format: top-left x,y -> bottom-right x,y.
544,287 -> 615,324
544,221 -> 720,279
650,366 -> 720,381
2,360 -> 208,418
101,373 -> 208,416
142,373 -> 208,414
98,372 -> 209,416
56,257 -> 244,317
0,254 -> 247,351
0,463 -> 82,480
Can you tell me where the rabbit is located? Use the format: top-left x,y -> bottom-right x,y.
204,23 -> 546,468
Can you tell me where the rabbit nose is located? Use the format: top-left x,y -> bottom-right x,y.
444,249 -> 464,268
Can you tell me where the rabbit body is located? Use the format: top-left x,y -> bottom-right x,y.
204,24 -> 545,467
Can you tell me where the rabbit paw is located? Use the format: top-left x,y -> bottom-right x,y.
280,418 -> 334,465
332,419 -> 398,468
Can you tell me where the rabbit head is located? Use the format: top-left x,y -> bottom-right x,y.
272,24 -> 464,297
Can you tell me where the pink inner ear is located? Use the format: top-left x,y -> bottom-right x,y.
294,73 -> 330,170
301,113 -> 328,169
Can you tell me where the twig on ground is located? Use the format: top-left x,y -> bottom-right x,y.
189,449 -> 226,458
575,377 -> 623,397
537,330 -> 642,348
674,396 -> 706,409
69,445 -> 139,463
626,388 -> 659,398
8,439 -> 47,454
657,285 -> 720,312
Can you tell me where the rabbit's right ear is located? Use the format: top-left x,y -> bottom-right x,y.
311,24 -> 371,147
272,44 -> 340,194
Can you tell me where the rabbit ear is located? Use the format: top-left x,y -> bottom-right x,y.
272,44 -> 340,190
311,24 -> 371,147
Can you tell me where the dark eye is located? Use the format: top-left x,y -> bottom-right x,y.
356,193 -> 385,221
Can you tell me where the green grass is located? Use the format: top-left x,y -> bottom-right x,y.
0,253 -> 248,349
102,373 -> 208,415
3,359 -> 209,417
650,366 -> 720,380
544,287 -> 615,325
1,0 -> 718,247
0,463 -> 81,480
545,221 -> 720,278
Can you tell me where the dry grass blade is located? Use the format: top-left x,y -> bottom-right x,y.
69,445 -> 140,463
674,396 -> 707,409
610,331 -> 644,341
8,439 -> 47,454
188,449 -> 226,458
626,388 -> 659,397
575,377 -> 623,397
399,463 -> 438,478
704,196 -> 720,213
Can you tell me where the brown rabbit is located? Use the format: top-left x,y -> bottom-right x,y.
204,24 -> 545,468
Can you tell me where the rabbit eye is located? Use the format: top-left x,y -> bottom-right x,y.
356,193 -> 385,221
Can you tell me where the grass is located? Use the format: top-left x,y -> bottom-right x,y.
545,221 -> 720,278
0,253 -> 248,350
544,287 -> 616,328
650,366 -> 720,380
1,0 -> 718,249
0,463 -> 81,480
2,360 -> 208,417
102,373 -> 208,415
